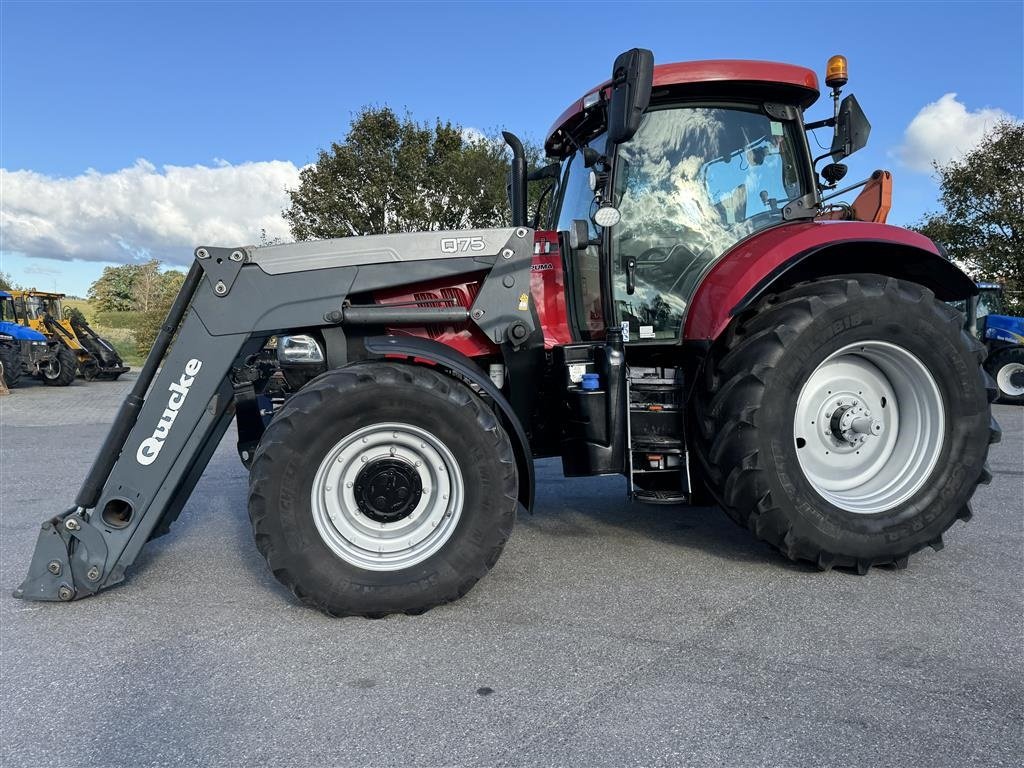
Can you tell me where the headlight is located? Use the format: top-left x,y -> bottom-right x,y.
276,334 -> 325,365
31,341 -> 47,346
0,333 -> 13,341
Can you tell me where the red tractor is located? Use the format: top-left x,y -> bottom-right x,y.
16,50 -> 998,617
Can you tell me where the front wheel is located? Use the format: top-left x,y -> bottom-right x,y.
986,347 -> 1024,404
0,347 -> 22,388
694,275 -> 998,571
248,362 -> 518,617
41,347 -> 77,386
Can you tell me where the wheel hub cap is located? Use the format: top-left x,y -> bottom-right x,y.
354,458 -> 423,523
827,401 -> 884,446
793,341 -> 945,514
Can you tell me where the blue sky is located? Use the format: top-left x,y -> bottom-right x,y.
2,0 -> 1022,295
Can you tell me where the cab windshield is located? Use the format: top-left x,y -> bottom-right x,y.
977,287 -> 1004,318
612,103 -> 811,341
18,295 -> 61,321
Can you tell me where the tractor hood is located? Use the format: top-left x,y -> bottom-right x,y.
984,314 -> 1024,345
250,228 -> 519,274
0,320 -> 46,342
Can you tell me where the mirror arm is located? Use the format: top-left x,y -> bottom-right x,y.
803,116 -> 836,131
820,175 -> 874,203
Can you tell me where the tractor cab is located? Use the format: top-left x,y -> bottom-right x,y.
11,289 -> 65,325
542,55 -> 869,346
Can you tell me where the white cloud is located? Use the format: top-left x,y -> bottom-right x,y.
896,93 -> 1012,172
0,159 -> 301,266
460,126 -> 489,145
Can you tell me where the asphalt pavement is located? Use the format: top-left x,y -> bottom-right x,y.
1,374 -> 1021,767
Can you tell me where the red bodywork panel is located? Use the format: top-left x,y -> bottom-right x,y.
547,59 -> 820,154
683,221 -> 942,342
375,231 -> 572,357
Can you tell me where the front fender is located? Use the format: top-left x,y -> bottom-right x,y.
362,335 -> 535,513
683,220 -> 976,342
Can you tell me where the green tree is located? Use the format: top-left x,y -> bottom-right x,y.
914,121 -> 1024,298
0,271 -> 16,291
88,264 -> 141,311
284,107 -> 545,240
133,269 -> 187,355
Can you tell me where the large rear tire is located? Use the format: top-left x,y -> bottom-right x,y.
248,362 -> 518,617
693,275 -> 998,571
41,346 -> 77,386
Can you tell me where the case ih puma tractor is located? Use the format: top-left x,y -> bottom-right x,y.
16,51 -> 999,617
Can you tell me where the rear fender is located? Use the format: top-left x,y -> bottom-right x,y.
362,335 -> 535,513
683,221 -> 977,342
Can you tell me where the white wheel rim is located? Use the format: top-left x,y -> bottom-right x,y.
310,422 -> 464,571
793,341 -> 945,514
996,361 -> 1024,397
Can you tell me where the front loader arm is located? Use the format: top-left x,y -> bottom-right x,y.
15,226 -> 536,602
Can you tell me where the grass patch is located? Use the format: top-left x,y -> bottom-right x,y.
61,300 -> 147,367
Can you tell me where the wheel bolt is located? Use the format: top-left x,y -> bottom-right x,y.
47,561 -> 61,575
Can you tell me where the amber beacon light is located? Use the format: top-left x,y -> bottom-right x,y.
825,55 -> 849,89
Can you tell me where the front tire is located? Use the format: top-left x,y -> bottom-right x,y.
694,275 -> 998,571
41,347 -> 77,386
985,347 -> 1024,404
0,347 -> 22,388
248,362 -> 518,617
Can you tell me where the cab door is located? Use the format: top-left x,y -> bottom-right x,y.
609,103 -> 811,343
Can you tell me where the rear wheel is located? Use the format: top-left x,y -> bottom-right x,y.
41,347 -> 77,386
693,275 -> 998,571
986,347 -> 1024,404
248,362 -> 518,617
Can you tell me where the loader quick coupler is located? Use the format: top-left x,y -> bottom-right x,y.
14,508 -> 110,602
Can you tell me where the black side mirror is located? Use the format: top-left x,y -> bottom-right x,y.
830,94 -> 871,161
607,48 -> 654,145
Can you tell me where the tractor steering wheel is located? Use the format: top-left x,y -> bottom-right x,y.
634,243 -> 701,297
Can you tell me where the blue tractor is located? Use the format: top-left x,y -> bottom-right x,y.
0,290 -> 63,388
972,282 -> 1024,404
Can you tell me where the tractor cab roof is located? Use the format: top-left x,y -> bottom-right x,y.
545,59 -> 820,157
12,289 -> 65,298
